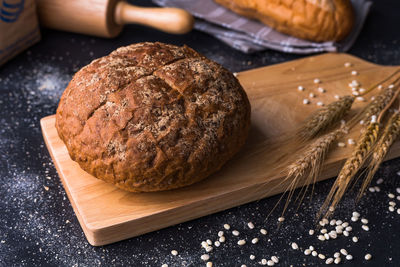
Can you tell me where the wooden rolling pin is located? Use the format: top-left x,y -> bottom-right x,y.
36,0 -> 194,37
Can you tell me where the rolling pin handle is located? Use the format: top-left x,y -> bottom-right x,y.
114,2 -> 194,34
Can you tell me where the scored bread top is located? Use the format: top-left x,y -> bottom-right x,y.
56,42 -> 251,192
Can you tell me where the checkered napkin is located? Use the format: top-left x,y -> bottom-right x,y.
152,0 -> 372,54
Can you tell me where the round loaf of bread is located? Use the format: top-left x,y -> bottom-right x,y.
56,42 -> 251,192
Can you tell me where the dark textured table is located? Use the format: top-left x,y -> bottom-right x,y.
1,0 -> 399,266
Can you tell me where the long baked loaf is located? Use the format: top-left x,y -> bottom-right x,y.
56,42 -> 251,192
214,0 -> 354,42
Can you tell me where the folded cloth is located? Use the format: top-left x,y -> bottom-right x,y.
152,0 -> 372,54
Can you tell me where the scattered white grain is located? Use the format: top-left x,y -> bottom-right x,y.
321,228 -> 327,234
351,80 -> 360,86
334,252 -> 340,258
219,236 -> 226,243
343,231 -> 349,237
317,101 -> 324,106
291,242 -> 299,250
359,88 -> 366,93
329,231 -> 337,239
351,70 -> 358,75
361,218 -> 368,224
397,196 -> 400,201
171,250 -> 178,256
334,257 -> 341,264
348,138 -> 355,145
314,78 -> 321,84
356,96 -> 366,102
336,225 -> 344,231
365,254 -> 372,260
397,187 -> 400,194
309,92 -> 316,98
374,186 -> 381,192
389,201 -> 396,206
278,217 -> 285,222
233,72 -> 238,77
318,253 -> 326,259
362,225 -> 369,231
371,115 -> 377,123
346,254 -> 353,260
260,229 -> 268,235
162,264 -> 168,267
247,222 -> 255,229
251,238 -> 259,244
232,230 -> 240,236
334,95 -> 340,99
309,229 -> 315,235
378,84 -> 383,90
388,193 -> 395,199
352,91 -> 360,96
318,235 -> 326,241
376,178 -> 384,185
369,187 -> 376,193
318,87 -> 326,93
309,246 -> 315,251
218,231 -> 224,237
344,62 -> 352,67
389,84 -> 394,89
326,258 -> 334,264
205,246 -> 213,253
250,255 -> 255,260
312,251 -> 318,257
337,142 -> 346,147
201,241 -> 208,248
206,262 -> 212,267
304,249 -> 312,255
223,224 -> 230,230
352,236 -> 358,243
214,241 -> 220,247
330,219 -> 336,226
340,249 -> 348,256
303,99 -> 310,105
342,222 -> 349,227
261,259 -> 267,265
346,226 -> 352,232
351,87 -> 358,92
298,86 -> 305,91
389,206 -> 395,212
324,233 -> 330,240
237,240 -> 246,246
267,260 -> 274,266
271,256 -> 279,263
397,208 -> 400,214
206,239 -> 212,245
201,254 -> 210,261
241,265 -> 247,267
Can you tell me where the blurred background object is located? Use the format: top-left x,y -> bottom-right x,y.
153,0 -> 372,54
0,0 -> 41,66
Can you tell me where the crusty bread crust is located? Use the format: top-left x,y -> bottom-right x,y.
56,42 -> 251,192
214,0 -> 354,42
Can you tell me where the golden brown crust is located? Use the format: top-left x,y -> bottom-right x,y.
56,42 -> 251,192
214,0 -> 354,42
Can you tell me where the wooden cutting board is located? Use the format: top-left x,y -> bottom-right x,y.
40,53 -> 400,246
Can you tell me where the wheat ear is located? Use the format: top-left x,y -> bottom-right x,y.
298,96 -> 354,140
319,120 -> 380,218
359,112 -> 400,199
280,127 -> 347,214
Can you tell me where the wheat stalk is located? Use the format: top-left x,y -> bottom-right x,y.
359,111 -> 400,198
358,87 -> 395,124
298,96 -> 354,140
319,120 -> 380,218
281,127 -> 347,214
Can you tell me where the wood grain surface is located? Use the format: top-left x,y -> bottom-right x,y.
40,53 -> 400,246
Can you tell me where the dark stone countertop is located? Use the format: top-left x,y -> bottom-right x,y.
0,0 -> 399,266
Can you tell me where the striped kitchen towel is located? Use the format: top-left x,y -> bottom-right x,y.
152,0 -> 372,54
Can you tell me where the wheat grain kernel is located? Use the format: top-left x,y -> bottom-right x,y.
219,236 -> 225,243
389,84 -> 394,89
362,225 -> 369,231
342,222 -> 349,227
271,256 -> 279,263
397,187 -> 400,193
343,231 -> 349,237
346,254 -> 353,260
261,259 -> 267,265
161,264 -> 168,267
318,235 -> 325,241
348,139 -> 355,145
278,217 -> 285,222
303,99 -> 310,105
260,229 -> 267,235
317,101 -> 324,106
330,219 -> 336,226
376,178 -> 384,184
241,265 -> 247,267
206,239 -> 212,245
314,78 -> 321,84
237,240 -> 246,246
267,260 -> 274,266
352,211 -> 360,217
359,88 -> 366,93
291,242 -> 299,250
397,196 -> 400,201
214,241 -> 220,247
329,231 -> 337,239
321,228 -> 327,234
365,254 -> 372,260
352,236 -> 358,242
298,86 -> 305,91
318,253 -> 326,259
218,231 -> 224,237
309,229 -> 315,235
346,226 -> 352,232
352,91 -> 360,96
201,254 -> 210,261
206,262 -> 212,267
201,241 -> 208,248
389,201 -> 396,206
338,142 -> 346,147
171,250 -> 178,256
326,258 -> 334,264
232,230 -> 240,236
205,246 -> 213,252
324,233 -> 330,240
361,218 -> 368,224
351,70 -> 358,75
250,255 -> 255,260
334,94 -> 340,99
334,257 -> 341,264
247,222 -> 255,229
336,225 -> 343,231
304,249 -> 311,255
318,87 -> 326,93
369,187 -> 376,192
356,96 -> 366,102
312,251 -> 318,256
388,193 -> 395,199
344,62 -> 352,67
309,246 -> 315,251
309,92 -> 315,98
223,224 -> 230,230
251,238 -> 259,244
340,249 -> 348,256
334,252 -> 340,258
389,206 -> 395,212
